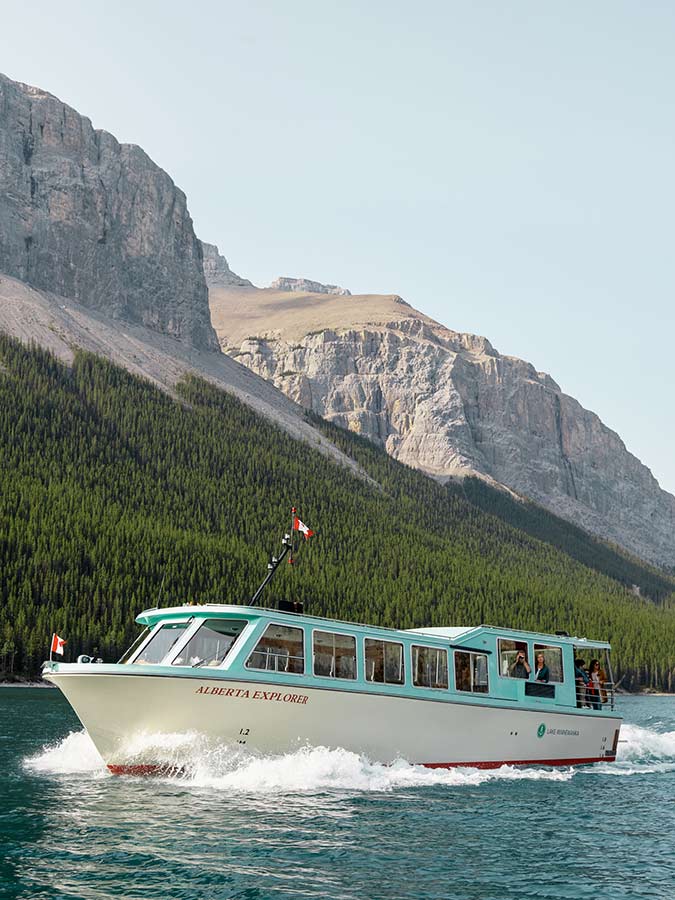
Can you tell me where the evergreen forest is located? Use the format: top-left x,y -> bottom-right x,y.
1,335 -> 674,689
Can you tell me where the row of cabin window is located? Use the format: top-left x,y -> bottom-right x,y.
129,620 -> 487,694
246,623 -> 489,693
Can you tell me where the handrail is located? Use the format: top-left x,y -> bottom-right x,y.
576,681 -> 616,711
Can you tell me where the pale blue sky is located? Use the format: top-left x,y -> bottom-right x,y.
3,1 -> 674,492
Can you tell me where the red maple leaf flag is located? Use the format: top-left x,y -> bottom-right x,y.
293,516 -> 314,540
50,633 -> 66,656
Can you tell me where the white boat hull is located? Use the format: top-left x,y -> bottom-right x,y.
46,669 -> 621,772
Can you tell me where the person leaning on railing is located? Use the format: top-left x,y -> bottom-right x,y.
587,659 -> 603,710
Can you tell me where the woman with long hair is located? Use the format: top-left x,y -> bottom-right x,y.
533,651 -> 549,683
587,658 -> 603,710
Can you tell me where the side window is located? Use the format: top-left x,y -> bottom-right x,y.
364,639 -> 404,685
172,619 -> 248,668
533,644 -> 564,683
412,645 -> 448,689
131,623 -> 188,665
313,631 -> 357,680
454,651 -> 489,693
246,624 -> 304,674
498,639 -> 531,678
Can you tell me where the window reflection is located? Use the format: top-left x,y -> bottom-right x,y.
132,623 -> 187,665
172,619 -> 247,668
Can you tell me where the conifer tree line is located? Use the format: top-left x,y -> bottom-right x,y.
0,335 -> 673,689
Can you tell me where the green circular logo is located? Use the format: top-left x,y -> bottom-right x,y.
537,723 -> 546,739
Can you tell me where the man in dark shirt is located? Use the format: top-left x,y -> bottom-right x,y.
511,651 -> 531,679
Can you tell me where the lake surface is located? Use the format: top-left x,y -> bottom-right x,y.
1,689 -> 674,900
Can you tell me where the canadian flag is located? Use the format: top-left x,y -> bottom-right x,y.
50,633 -> 66,656
293,516 -> 314,540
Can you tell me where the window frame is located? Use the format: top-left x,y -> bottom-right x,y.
532,643 -> 564,684
411,644 -> 449,690
170,617 -> 251,669
497,638 -> 532,680
127,618 -> 194,665
311,628 -> 358,681
245,621 -> 306,675
118,627 -> 151,664
363,637 -> 406,686
453,649 -> 490,694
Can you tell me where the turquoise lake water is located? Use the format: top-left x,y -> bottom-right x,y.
1,689 -> 674,900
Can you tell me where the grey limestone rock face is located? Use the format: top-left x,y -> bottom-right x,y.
201,241 -> 253,288
0,73 -> 218,350
270,277 -> 351,296
218,293 -> 675,567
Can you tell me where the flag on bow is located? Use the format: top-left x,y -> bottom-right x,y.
293,516 -> 314,541
50,633 -> 66,656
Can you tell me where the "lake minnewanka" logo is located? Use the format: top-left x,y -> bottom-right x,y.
537,722 -> 580,738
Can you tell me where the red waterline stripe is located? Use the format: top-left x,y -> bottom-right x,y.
107,763 -> 185,776
422,755 -> 615,769
108,755 -> 616,776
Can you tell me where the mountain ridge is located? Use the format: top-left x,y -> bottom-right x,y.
209,282 -> 675,568
0,70 -> 672,573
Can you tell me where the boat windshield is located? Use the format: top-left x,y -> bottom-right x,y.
172,619 -> 248,668
131,623 -> 189,665
118,628 -> 151,663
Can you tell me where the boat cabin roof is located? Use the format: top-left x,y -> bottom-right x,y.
407,626 -> 476,640
135,603 -> 612,650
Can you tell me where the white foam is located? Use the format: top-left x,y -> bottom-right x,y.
578,721 -> 675,777
617,723 -> 675,760
23,729 -> 571,789
24,719 -> 675,790
24,730 -> 106,776
181,745 -> 574,792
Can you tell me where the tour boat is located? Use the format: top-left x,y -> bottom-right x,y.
43,602 -> 622,772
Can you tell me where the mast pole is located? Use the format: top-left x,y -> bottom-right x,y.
248,506 -> 307,608
289,506 -> 296,565
249,530 -> 292,607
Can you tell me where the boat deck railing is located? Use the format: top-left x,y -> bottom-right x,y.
576,681 -> 616,711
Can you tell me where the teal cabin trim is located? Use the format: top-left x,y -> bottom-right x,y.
47,604 -> 619,719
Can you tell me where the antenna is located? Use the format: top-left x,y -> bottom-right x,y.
248,507 -> 314,607
156,567 -> 168,608
249,532 -> 293,607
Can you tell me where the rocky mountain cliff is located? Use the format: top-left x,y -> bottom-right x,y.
0,73 -> 217,350
270,277 -> 351,296
209,282 -> 675,567
2,72 -> 673,570
200,242 -> 252,288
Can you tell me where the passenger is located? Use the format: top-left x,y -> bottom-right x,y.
574,658 -> 589,707
533,652 -> 550,683
455,653 -> 471,692
510,650 -> 531,679
587,658 -> 603,710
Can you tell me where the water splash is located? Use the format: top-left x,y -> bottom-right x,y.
617,722 -> 675,759
24,730 -> 107,776
590,722 -> 675,776
21,731 -> 571,790
24,718 -> 675,790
